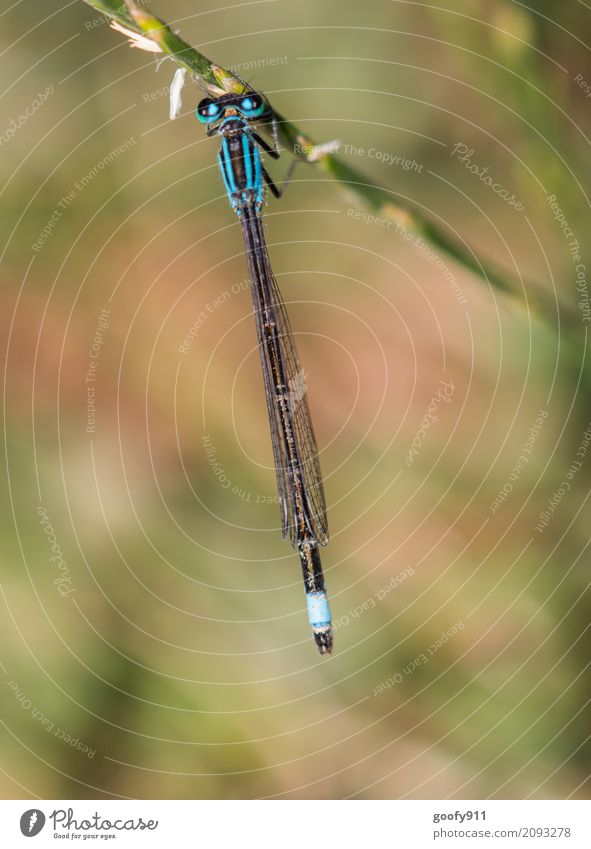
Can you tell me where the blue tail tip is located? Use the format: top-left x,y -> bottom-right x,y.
307,592 -> 333,655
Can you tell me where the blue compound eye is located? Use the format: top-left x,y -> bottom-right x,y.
196,99 -> 222,123
239,95 -> 265,117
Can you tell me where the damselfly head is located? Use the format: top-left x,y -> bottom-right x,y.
196,93 -> 268,125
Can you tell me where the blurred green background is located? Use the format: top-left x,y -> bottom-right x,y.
1,0 -> 590,799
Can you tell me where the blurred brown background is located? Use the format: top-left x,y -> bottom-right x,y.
1,0 -> 590,799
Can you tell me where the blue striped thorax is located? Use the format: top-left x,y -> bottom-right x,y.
217,120 -> 264,213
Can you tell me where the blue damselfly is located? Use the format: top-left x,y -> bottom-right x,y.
196,92 -> 332,654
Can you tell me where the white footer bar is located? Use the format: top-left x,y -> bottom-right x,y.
0,799 -> 589,848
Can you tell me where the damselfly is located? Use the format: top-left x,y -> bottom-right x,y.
196,91 -> 332,654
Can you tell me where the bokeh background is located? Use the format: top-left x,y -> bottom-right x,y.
1,0 -> 590,800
